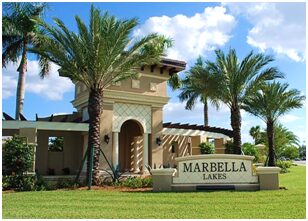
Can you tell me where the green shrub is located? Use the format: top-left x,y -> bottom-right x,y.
119,177 -> 152,188
279,146 -> 299,160
199,142 -> 215,154
56,178 -> 76,189
276,160 -> 293,173
3,136 -> 34,175
2,174 -> 47,191
2,136 -> 44,192
242,143 -> 260,162
224,141 -> 236,154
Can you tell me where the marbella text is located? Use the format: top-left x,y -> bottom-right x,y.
182,161 -> 247,180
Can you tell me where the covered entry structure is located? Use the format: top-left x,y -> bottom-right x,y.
2,113 -> 88,176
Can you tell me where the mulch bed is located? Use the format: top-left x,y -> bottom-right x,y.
77,185 -> 153,192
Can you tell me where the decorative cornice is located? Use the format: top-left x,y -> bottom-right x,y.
72,89 -> 170,110
140,73 -> 169,80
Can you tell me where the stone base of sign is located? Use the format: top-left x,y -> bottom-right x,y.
256,167 -> 281,190
152,168 -> 176,192
171,183 -> 260,191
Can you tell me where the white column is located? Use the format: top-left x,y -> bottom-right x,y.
143,133 -> 149,173
133,137 -> 140,172
112,132 -> 119,169
82,134 -> 88,173
32,145 -> 37,172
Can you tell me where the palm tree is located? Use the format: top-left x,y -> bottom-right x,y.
206,49 -> 283,154
2,2 -> 50,120
260,123 -> 300,158
177,56 -> 220,126
249,126 -> 262,145
243,82 -> 305,166
30,6 -> 172,185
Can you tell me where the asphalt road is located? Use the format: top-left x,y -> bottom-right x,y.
294,160 -> 306,166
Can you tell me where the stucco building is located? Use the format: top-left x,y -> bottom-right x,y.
2,58 -> 232,176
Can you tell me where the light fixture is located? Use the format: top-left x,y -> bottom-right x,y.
156,137 -> 162,146
104,134 -> 110,144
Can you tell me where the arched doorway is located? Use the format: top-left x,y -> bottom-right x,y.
119,119 -> 144,172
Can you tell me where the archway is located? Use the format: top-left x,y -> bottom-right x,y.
119,119 -> 144,172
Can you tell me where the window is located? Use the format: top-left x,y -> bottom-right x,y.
48,137 -> 64,152
207,138 -> 215,145
171,141 -> 178,153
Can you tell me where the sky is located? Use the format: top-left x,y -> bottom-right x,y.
2,2 -> 306,144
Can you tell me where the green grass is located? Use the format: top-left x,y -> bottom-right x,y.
2,166 -> 306,219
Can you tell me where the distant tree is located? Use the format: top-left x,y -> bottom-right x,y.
48,137 -> 64,152
2,2 -> 50,119
249,126 -> 262,145
242,143 -> 260,163
298,144 -> 306,159
279,146 -> 299,160
243,82 -> 305,166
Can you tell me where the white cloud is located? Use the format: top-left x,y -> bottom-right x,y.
224,2 -> 306,62
279,114 -> 301,123
2,59 -> 74,100
163,100 -> 230,126
134,6 -> 236,61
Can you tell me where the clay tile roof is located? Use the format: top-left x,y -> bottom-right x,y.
163,122 -> 233,137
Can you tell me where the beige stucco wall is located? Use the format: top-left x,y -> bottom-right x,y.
151,107 -> 163,168
36,130 -> 84,175
108,76 -> 167,97
99,103 -> 114,170
162,135 -> 191,167
214,138 -> 225,154
74,66 -> 169,109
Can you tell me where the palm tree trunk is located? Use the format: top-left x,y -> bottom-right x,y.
15,40 -> 27,120
267,120 -> 275,166
230,104 -> 242,154
203,100 -> 208,126
87,88 -> 103,186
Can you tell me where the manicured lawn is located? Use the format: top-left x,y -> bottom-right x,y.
2,166 -> 306,219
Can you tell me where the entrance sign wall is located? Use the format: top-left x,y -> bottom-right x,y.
173,155 -> 258,184
152,154 -> 281,191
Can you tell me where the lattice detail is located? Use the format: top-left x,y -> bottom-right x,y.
113,103 -> 151,133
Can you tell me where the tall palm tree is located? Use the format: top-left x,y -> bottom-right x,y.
2,2 -> 50,120
260,123 -> 300,159
249,125 -> 262,145
178,56 -> 220,126
30,6 -> 172,185
206,49 -> 283,154
243,82 -> 305,166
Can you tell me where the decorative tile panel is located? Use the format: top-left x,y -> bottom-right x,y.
113,103 -> 151,133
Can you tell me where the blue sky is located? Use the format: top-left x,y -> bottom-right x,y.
2,2 -> 306,144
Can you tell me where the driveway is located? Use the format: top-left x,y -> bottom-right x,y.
294,160 -> 306,166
